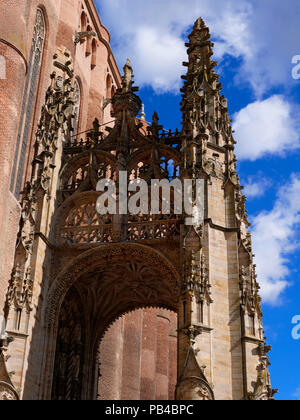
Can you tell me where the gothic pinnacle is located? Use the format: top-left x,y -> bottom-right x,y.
187,17 -> 213,52
122,58 -> 133,92
112,58 -> 141,118
193,17 -> 206,31
121,58 -> 139,94
180,17 -> 225,99
180,17 -> 233,146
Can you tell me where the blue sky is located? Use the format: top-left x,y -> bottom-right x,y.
95,0 -> 300,400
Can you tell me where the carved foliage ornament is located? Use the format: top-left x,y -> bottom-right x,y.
33,9 -> 45,53
249,360 -> 277,401
6,265 -> 33,312
0,355 -> 19,400
176,377 -> 214,401
176,345 -> 214,401
248,341 -> 278,400
0,383 -> 18,400
239,265 -> 262,317
34,49 -> 74,195
183,252 -> 212,304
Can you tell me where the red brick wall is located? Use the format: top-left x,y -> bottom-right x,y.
98,308 -> 178,400
0,0 -> 121,314
0,36 -> 27,313
0,0 -> 62,313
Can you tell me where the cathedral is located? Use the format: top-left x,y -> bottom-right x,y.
0,0 -> 277,400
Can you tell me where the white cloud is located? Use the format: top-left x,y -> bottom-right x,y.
132,26 -> 186,92
293,387 -> 300,400
97,0 -> 253,93
251,174 -> 300,304
243,175 -> 271,199
97,0 -> 300,96
233,95 -> 300,161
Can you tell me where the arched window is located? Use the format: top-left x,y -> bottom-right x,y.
10,8 -> 46,198
86,25 -> 92,56
106,75 -> 112,100
80,11 -> 87,34
91,39 -> 97,69
71,79 -> 81,139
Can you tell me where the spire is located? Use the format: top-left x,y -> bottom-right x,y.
188,17 -> 212,49
181,17 -> 232,146
181,17 -> 219,99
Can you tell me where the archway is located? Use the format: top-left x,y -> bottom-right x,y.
43,243 -> 179,400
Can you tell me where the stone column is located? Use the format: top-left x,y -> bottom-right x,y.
121,310 -> 142,400
168,312 -> 177,400
155,310 -> 170,400
98,319 -> 123,400
140,308 -> 157,400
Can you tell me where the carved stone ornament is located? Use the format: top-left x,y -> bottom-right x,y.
34,48 -> 74,195
0,355 -> 19,400
239,265 -> 262,317
0,383 -> 18,400
183,252 -> 212,304
248,361 -> 278,401
176,345 -> 214,401
176,377 -> 214,401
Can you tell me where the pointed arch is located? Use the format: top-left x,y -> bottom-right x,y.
91,39 -> 97,69
86,25 -> 92,56
106,74 -> 113,100
40,243 -> 179,400
10,7 -> 46,198
80,11 -> 87,34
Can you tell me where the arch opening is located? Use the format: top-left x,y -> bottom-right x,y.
47,244 -> 179,400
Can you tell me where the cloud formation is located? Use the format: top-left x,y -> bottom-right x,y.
233,95 -> 300,161
97,0 -> 300,95
243,175 -> 272,199
293,387 -> 300,400
251,174 -> 300,304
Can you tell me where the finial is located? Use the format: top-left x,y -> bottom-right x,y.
122,58 -> 134,91
152,111 -> 159,125
151,111 -> 162,137
193,17 -> 206,31
140,104 -> 146,121
125,58 -> 132,69
188,16 -> 211,46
